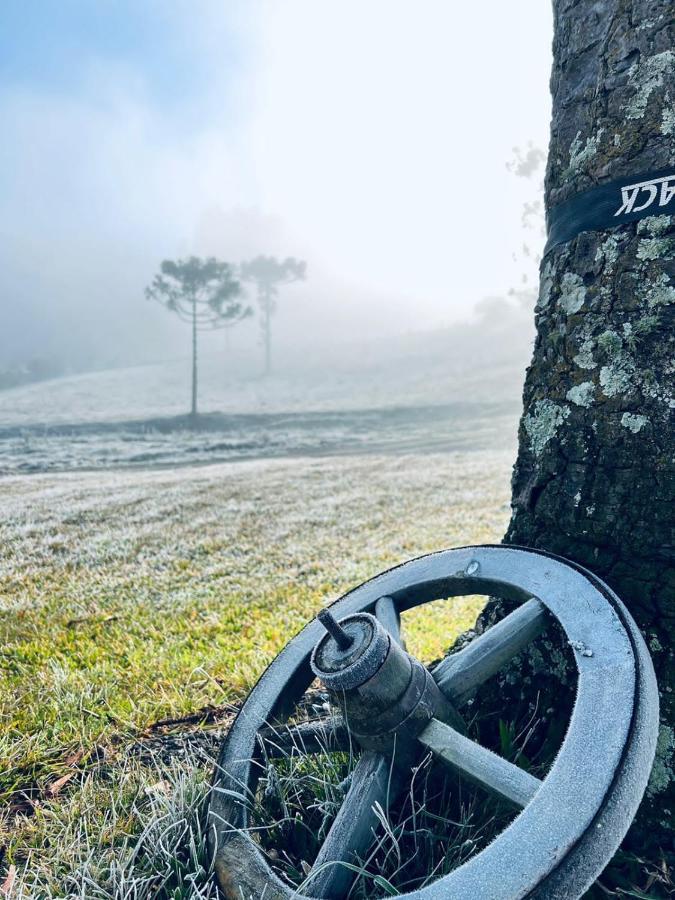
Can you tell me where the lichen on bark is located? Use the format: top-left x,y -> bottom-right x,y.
496,0 -> 675,874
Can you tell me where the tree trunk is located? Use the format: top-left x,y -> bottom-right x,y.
263,289 -> 272,377
500,0 -> 674,873
191,295 -> 198,418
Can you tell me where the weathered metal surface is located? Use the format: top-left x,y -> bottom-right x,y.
311,612 -> 391,691
419,717 -> 541,808
317,608 -> 354,650
208,545 -> 659,900
348,658 -> 454,751
313,606 -> 461,752
525,560 -> 660,900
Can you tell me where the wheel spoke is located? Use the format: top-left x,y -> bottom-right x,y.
433,597 -> 548,706
374,594 -> 403,646
418,718 -> 541,808
258,718 -> 350,758
303,750 -> 403,898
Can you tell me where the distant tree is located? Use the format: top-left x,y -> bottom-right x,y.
239,256 -> 306,376
145,256 -> 250,418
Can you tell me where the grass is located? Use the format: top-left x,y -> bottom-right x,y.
249,711 -> 524,896
0,450 -> 512,896
5,746 -> 220,899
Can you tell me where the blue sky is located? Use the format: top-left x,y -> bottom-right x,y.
0,1 -> 248,128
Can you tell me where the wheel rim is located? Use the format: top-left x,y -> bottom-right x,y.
207,545 -> 659,899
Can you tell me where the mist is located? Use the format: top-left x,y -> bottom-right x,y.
0,0 -> 551,377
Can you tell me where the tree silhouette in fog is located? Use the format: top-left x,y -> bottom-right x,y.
146,256 -> 250,418
239,256 -> 306,375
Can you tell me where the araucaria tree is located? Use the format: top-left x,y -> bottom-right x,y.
494,0 -> 674,882
239,255 -> 306,375
146,257 -> 250,418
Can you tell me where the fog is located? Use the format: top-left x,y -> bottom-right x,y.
0,0 -> 551,376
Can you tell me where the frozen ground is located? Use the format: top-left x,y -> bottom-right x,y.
2,449 -> 513,897
0,355 -> 525,427
0,316 -> 526,894
0,326 -> 526,474
0,400 -> 519,475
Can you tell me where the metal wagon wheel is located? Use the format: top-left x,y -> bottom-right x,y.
207,545 -> 659,899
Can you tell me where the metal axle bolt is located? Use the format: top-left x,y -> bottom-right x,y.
318,609 -> 354,650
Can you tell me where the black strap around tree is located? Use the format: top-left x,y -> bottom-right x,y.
544,167 -> 675,255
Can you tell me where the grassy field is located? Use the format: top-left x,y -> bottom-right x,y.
0,450 -> 512,897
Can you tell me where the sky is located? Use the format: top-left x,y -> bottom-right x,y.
0,1 -> 552,369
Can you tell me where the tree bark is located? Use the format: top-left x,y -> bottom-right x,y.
263,288 -> 272,377
501,0 -> 674,870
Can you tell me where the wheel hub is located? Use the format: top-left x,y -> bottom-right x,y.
311,609 -> 459,751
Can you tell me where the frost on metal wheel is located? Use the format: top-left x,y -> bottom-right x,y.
207,545 -> 659,900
